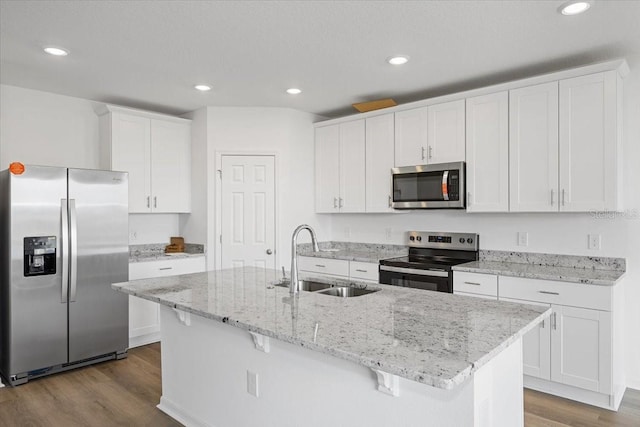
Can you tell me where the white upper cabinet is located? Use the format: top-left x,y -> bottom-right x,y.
99,105 -> 192,213
339,120 -> 366,213
314,125 -> 341,213
315,121 -> 365,213
509,82 -> 559,212
559,72 -> 620,212
365,114 -> 395,212
427,99 -> 466,164
394,107 -> 428,167
465,91 -> 509,212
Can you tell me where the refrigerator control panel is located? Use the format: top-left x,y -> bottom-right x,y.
24,236 -> 57,277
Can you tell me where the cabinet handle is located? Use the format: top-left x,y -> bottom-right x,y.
552,312 -> 558,330
467,192 -> 471,206
146,196 -> 150,208
159,267 -> 173,271
561,189 -> 566,206
428,146 -> 433,160
464,281 -> 482,286
421,147 -> 426,161
355,269 -> 368,273
388,195 -> 392,207
541,319 -> 545,329
334,197 -> 338,208
550,189 -> 554,206
315,264 -> 326,268
154,196 -> 157,208
339,198 -> 343,208
538,290 -> 559,295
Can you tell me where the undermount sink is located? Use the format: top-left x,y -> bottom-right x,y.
318,286 -> 380,298
273,279 -> 380,297
274,280 -> 333,292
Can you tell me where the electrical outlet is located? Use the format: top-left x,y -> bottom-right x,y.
247,371 -> 259,397
385,227 -> 392,240
129,231 -> 137,242
588,234 -> 601,250
517,232 -> 528,247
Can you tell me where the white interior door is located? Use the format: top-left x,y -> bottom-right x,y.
221,155 -> 276,270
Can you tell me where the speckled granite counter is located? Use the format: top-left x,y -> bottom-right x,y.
453,250 -> 625,286
297,241 -> 408,263
129,243 -> 205,263
113,267 -> 549,390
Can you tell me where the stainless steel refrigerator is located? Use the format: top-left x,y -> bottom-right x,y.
0,164 -> 129,386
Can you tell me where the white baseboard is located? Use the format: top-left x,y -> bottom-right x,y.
626,379 -> 640,391
128,332 -> 160,349
157,396 -> 213,427
524,375 -> 619,411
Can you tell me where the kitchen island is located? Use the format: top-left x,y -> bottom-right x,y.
113,267 -> 550,427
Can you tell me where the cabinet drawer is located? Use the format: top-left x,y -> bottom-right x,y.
129,256 -> 206,280
499,276 -> 612,311
349,261 -> 379,282
453,272 -> 498,297
298,256 -> 349,277
454,291 -> 497,301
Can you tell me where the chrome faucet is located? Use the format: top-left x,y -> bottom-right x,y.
290,224 -> 320,294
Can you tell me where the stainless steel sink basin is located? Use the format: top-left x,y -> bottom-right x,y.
317,286 -> 380,298
274,280 -> 333,292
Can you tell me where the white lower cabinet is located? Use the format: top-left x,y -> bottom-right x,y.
298,257 -> 378,283
499,276 -> 621,410
128,257 -> 206,348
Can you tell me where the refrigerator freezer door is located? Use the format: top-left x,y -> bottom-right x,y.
67,169 -> 129,362
4,166 -> 68,376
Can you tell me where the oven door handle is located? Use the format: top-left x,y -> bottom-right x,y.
379,265 -> 449,277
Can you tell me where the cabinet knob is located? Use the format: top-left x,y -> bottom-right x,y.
266,249 -> 273,255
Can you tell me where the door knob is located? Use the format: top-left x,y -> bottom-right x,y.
266,249 -> 273,255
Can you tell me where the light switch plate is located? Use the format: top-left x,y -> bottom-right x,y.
247,371 -> 259,397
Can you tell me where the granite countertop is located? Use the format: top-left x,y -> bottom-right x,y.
129,252 -> 205,263
129,243 -> 205,263
452,250 -> 625,286
297,241 -> 408,263
113,267 -> 550,390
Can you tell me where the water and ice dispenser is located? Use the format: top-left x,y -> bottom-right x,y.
23,236 -> 56,276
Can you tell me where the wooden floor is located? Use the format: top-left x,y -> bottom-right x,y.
1,343 -> 638,427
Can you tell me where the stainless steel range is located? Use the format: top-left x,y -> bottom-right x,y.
379,231 -> 479,293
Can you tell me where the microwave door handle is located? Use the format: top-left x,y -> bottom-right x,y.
442,171 -> 449,201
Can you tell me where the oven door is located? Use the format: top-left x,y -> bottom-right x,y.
379,265 -> 452,293
391,162 -> 464,209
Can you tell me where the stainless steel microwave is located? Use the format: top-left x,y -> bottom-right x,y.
391,161 -> 465,209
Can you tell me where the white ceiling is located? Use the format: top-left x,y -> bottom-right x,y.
1,0 -> 639,118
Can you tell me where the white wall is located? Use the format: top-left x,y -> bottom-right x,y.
187,106 -> 331,270
328,55 -> 640,390
0,84 -> 101,169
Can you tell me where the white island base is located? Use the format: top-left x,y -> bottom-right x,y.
157,306 -> 525,427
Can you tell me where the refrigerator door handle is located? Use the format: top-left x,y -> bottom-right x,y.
69,199 -> 78,302
61,199 -> 69,303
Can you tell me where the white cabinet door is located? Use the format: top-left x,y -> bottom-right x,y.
365,114 -> 395,212
339,120 -> 366,213
465,91 -> 509,212
509,82 -> 559,212
559,72 -> 619,212
394,107 -> 428,167
315,125 -> 340,213
111,114 -> 152,213
150,119 -> 191,213
551,305 -> 612,393
501,297 -> 551,380
427,100 -> 465,164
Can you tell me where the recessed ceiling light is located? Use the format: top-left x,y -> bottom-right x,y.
559,1 -> 592,15
194,85 -> 211,91
43,47 -> 69,56
387,56 -> 409,65
286,88 -> 302,95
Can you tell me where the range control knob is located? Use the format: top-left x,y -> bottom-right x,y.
467,238 -> 474,244
409,236 -> 415,241
416,236 -> 422,242
459,237 -> 465,244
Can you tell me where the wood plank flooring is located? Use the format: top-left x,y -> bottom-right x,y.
0,343 -> 638,426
